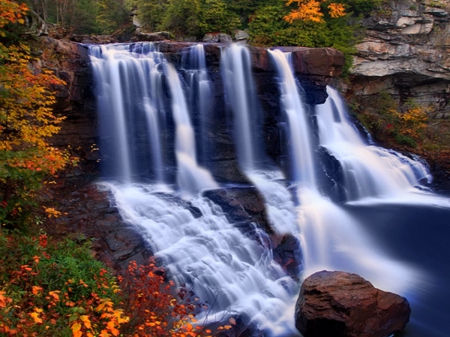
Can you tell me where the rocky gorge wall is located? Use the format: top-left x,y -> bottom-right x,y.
345,0 -> 450,118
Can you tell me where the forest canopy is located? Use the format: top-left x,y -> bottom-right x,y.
21,0 -> 381,47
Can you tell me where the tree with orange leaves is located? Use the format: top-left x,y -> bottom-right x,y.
0,0 -> 74,227
283,0 -> 346,23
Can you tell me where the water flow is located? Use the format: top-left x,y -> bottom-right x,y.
269,49 -> 419,294
221,44 -> 259,171
181,45 -> 214,163
163,62 -> 218,195
268,50 -> 316,187
106,182 -> 299,335
91,43 -> 300,336
222,45 -> 298,235
89,43 -> 166,183
316,86 -> 431,201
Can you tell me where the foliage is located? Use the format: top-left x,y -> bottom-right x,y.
118,258 -> 231,336
247,0 -> 358,73
0,231 -> 127,336
0,0 -> 75,229
160,0 -> 203,37
198,0 -> 241,35
284,0 -> 346,23
96,0 -> 132,34
134,0 -> 167,32
356,92 -> 430,149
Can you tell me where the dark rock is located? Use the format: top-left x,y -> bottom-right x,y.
272,233 -> 302,280
295,270 -> 411,337
203,187 -> 273,234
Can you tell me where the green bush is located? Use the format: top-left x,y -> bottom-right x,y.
0,231 -> 127,336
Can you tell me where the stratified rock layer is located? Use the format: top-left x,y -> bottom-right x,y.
295,270 -> 411,337
347,0 -> 450,118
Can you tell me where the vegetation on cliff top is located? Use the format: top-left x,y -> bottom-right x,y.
21,0 -> 383,73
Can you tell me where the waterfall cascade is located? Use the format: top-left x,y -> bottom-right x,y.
89,42 -> 449,337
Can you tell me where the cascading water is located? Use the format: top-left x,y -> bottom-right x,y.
316,86 -> 431,201
89,42 -> 299,336
181,45 -> 214,164
221,44 -> 299,236
90,43 -> 167,183
163,61 -> 217,195
268,48 -> 419,293
90,42 -> 450,336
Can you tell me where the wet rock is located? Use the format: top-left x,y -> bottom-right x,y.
43,178 -> 153,273
272,234 -> 302,280
295,270 -> 411,337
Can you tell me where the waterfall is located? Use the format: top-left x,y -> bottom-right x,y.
268,49 -> 317,187
221,44 -> 298,235
89,42 -> 300,336
89,42 -> 449,337
268,49 -> 419,294
316,86 -> 432,201
163,61 -> 217,195
181,45 -> 214,164
89,43 -> 166,183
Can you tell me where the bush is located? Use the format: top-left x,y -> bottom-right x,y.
0,231 -> 127,336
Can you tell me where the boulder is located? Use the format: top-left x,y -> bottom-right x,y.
295,270 -> 411,337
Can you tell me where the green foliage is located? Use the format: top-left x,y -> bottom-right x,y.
198,0 -> 241,35
340,0 -> 383,16
356,92 -> 430,150
160,0 -> 202,37
156,0 -> 241,37
0,231 -> 126,336
134,0 -> 167,32
97,0 -> 132,34
247,0 -> 358,74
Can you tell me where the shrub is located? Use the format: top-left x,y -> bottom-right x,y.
0,231 -> 127,336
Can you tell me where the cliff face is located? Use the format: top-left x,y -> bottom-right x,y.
346,0 -> 450,117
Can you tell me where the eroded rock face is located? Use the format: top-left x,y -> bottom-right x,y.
295,270 -> 411,337
346,0 -> 450,118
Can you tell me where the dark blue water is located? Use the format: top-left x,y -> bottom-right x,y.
344,199 -> 450,337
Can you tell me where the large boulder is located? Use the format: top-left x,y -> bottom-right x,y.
295,270 -> 411,337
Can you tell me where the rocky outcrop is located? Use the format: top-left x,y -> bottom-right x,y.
36,37 -> 99,175
346,0 -> 450,118
295,270 -> 411,337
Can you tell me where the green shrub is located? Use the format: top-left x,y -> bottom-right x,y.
0,231 -> 127,336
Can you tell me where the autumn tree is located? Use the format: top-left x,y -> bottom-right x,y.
0,0 -> 73,227
283,0 -> 346,23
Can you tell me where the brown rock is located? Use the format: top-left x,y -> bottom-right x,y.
295,270 -> 411,337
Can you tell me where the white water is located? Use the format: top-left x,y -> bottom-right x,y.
90,43 -> 166,182
268,50 -> 317,187
90,43 -> 300,336
221,45 -> 299,236
90,42 -> 443,336
182,45 -> 214,163
316,86 -> 431,201
269,49 -> 421,294
163,62 -> 218,196
104,181 -> 299,335
221,44 -> 258,171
